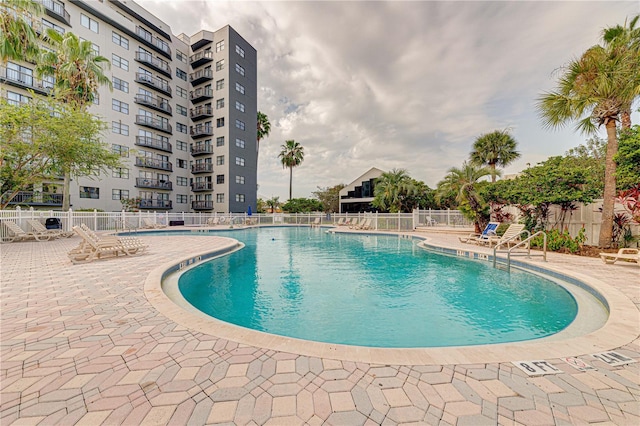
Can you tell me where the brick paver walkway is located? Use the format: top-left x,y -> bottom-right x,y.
1,229 -> 638,425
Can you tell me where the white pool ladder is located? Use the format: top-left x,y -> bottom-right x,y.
493,230 -> 547,272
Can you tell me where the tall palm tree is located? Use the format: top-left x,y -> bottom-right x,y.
35,30 -> 112,210
257,111 -> 271,151
537,31 -> 639,248
437,162 -> 493,232
470,129 -> 520,183
278,140 -> 304,200
0,0 -> 44,63
372,168 -> 416,213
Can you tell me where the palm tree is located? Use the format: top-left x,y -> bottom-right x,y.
257,111 -> 271,151
35,30 -> 112,210
470,129 -> 520,183
0,0 -> 44,63
537,29 -> 639,248
372,168 -> 416,213
437,162 -> 493,232
278,140 -> 304,200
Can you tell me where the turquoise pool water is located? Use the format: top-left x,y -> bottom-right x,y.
175,227 -> 579,348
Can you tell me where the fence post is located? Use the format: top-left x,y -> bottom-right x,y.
447,209 -> 451,227
397,212 -> 401,231
412,209 -> 417,230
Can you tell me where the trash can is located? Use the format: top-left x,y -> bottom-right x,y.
45,218 -> 62,229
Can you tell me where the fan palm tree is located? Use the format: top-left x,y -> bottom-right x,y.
35,30 -> 112,210
470,129 -> 520,183
437,162 -> 493,232
537,28 -> 640,247
278,140 -> 304,200
257,111 -> 271,151
372,168 -> 416,213
0,0 -> 44,63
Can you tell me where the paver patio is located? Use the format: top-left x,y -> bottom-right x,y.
1,228 -> 638,425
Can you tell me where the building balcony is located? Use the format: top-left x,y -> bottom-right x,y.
40,0 -> 70,25
139,199 -> 172,209
5,191 -> 62,207
134,51 -> 172,78
135,135 -> 172,153
135,26 -> 172,58
189,50 -> 214,68
135,72 -> 172,96
192,200 -> 214,210
0,66 -> 52,95
189,105 -> 213,121
189,87 -> 213,103
190,124 -> 213,139
189,68 -> 213,86
191,144 -> 213,156
135,157 -> 173,172
135,115 -> 172,134
134,93 -> 172,115
191,163 -> 213,174
191,182 -> 213,192
135,178 -> 173,190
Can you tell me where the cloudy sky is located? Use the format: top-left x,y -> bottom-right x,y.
140,0 -> 639,201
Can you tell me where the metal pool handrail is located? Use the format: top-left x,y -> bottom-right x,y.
493,230 -> 547,272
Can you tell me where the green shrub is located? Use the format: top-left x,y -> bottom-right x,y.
531,227 -> 586,253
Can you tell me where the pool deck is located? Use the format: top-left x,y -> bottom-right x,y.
1,227 -> 638,425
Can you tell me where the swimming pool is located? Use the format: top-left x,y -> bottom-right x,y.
172,227 -> 586,348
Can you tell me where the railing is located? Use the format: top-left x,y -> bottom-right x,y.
135,73 -> 172,95
190,124 -> 213,137
134,94 -> 172,115
135,135 -> 172,152
5,191 -> 62,206
139,199 -> 172,209
135,115 -> 172,133
191,163 -> 213,173
189,69 -> 213,84
134,51 -> 171,75
189,50 -> 214,65
0,66 -> 53,94
191,182 -> 213,191
190,105 -> 213,119
189,87 -> 213,101
493,230 -> 547,272
40,0 -> 70,23
135,178 -> 172,190
135,157 -> 173,171
192,200 -> 214,210
191,144 -> 213,155
135,26 -> 171,56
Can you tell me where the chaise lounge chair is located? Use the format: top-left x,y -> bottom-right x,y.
482,223 -> 527,248
459,222 -> 499,244
27,219 -> 73,238
350,218 -> 366,229
1,220 -> 54,242
142,218 -> 167,229
600,248 -> 639,266
207,217 -> 220,226
356,218 -> 372,230
310,217 -> 321,227
68,225 -> 148,263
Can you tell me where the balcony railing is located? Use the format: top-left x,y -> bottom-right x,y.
189,87 -> 213,103
191,163 -> 213,173
134,93 -> 172,115
135,26 -> 172,57
139,199 -> 172,209
191,144 -> 213,156
189,105 -> 213,121
135,135 -> 172,153
135,115 -> 172,134
192,200 -> 214,210
135,72 -> 172,96
0,66 -> 53,95
190,124 -> 213,138
189,68 -> 213,86
191,182 -> 213,192
189,51 -> 214,68
134,51 -> 171,77
135,157 -> 173,172
6,191 -> 62,206
40,0 -> 70,24
135,178 -> 173,190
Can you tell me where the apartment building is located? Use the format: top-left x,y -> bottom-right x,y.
1,0 -> 257,213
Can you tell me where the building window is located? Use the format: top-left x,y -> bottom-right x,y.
176,50 -> 187,63
112,121 -> 129,135
235,119 -> 245,130
216,137 -> 224,147
216,98 -> 224,109
176,123 -> 187,133
235,82 -> 245,95
112,54 -> 129,71
176,141 -> 187,151
6,91 -> 31,106
113,77 -> 129,93
112,189 -> 129,200
235,44 -> 245,58
80,186 -> 99,199
112,168 -> 129,179
236,194 -> 245,203
216,193 -> 224,203
176,176 -> 188,186
235,157 -> 245,166
216,40 -> 224,52
216,174 -> 224,184
42,19 -> 64,34
176,87 -> 187,98
112,144 -> 129,157
176,68 -> 187,81
176,105 -> 187,116
216,79 -> 224,90
216,117 -> 225,128
236,175 -> 245,184
112,99 -> 129,114
235,138 -> 245,148
235,63 -> 245,76
177,159 -> 187,168
80,14 -> 99,33
216,155 -> 224,166
216,59 -> 224,71
235,101 -> 245,113
112,32 -> 129,49
93,93 -> 100,105
177,194 -> 188,203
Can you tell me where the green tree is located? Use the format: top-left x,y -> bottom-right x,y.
437,162 -> 493,232
404,179 -> 437,210
371,168 -> 416,213
470,129 -> 520,182
537,18 -> 640,247
256,198 -> 267,213
564,137 -> 606,196
282,198 -> 323,213
278,140 -> 305,200
615,124 -> 640,190
0,0 -> 43,63
266,196 -> 280,212
257,111 -> 271,151
312,184 -> 346,213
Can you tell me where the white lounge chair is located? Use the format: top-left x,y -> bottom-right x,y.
350,218 -> 366,229
1,220 -> 54,242
357,218 -> 372,230
68,225 -> 147,263
27,219 -> 73,238
142,218 -> 167,229
335,218 -> 345,226
600,248 -> 639,266
483,223 -> 527,248
459,222 -> 499,244
207,217 -> 220,226
310,217 -> 321,227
